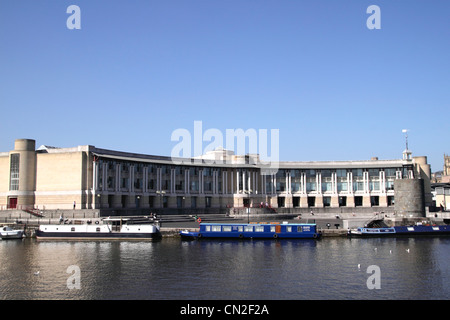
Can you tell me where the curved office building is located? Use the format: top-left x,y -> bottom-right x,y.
0,139 -> 431,217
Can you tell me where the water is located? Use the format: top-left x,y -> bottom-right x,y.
1,237 -> 450,300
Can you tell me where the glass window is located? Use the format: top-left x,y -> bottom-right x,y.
223,226 -> 231,232
385,168 -> 396,177
336,169 -> 346,178
297,226 -> 303,232
211,225 -> 221,232
306,182 -> 316,192
255,226 -> 264,232
238,226 -> 243,232
306,170 -> 315,178
287,226 -> 292,232
270,226 -> 276,232
322,182 -> 332,192
244,226 -> 253,232
205,225 -> 211,232
9,154 -> 20,191
337,182 -> 347,192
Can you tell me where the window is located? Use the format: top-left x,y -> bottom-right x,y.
336,169 -> 346,178
337,182 -> 347,192
244,226 -> 253,232
297,226 -> 303,232
71,227 -> 75,232
205,225 -> 211,232
211,225 -> 221,232
286,226 -> 292,232
270,226 -> 276,232
96,227 -> 101,232
255,226 -> 264,232
223,226 -> 232,232
9,154 -> 20,191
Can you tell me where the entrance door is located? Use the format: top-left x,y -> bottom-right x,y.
9,197 -> 17,209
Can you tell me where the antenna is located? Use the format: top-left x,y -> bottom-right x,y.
402,129 -> 409,150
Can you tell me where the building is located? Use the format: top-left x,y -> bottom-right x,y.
437,154 -> 450,183
431,183 -> 450,212
0,139 -> 432,217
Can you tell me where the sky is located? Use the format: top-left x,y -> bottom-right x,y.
0,0 -> 449,172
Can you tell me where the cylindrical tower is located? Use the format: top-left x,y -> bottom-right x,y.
394,179 -> 425,217
8,139 -> 36,209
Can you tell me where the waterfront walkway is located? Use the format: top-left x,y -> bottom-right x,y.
1,209 -> 448,238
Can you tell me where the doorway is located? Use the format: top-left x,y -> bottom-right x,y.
8,197 -> 18,209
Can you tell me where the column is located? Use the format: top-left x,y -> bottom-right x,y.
143,166 -> 148,193
102,162 -> 107,192
93,161 -> 99,191
115,163 -> 120,192
129,164 -> 134,192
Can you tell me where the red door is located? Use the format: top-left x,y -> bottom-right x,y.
9,197 -> 17,209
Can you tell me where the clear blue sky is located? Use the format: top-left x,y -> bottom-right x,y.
1,0 -> 449,172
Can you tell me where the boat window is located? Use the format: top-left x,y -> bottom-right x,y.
244,226 -> 253,232
297,227 -> 303,232
223,226 -> 231,232
211,225 -> 221,232
71,227 -> 75,232
205,225 -> 211,232
255,226 -> 264,232
270,226 -> 276,233
238,226 -> 243,232
287,226 -> 292,232
96,227 -> 101,232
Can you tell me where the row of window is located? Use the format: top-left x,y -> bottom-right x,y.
205,225 -> 309,233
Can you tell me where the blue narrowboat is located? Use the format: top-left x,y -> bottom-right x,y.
179,222 -> 321,240
349,224 -> 450,237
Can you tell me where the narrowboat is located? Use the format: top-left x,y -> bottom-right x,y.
179,222 -> 321,240
35,216 -> 161,240
1,226 -> 25,240
349,224 -> 450,237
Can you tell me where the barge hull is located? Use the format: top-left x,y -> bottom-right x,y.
35,230 -> 161,241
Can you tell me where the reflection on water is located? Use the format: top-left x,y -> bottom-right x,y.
1,237 -> 449,300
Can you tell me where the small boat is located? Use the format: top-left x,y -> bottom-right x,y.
349,224 -> 450,237
1,226 -> 25,240
180,222 -> 321,240
35,216 -> 161,241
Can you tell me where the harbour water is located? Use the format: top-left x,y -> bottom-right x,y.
1,236 -> 450,300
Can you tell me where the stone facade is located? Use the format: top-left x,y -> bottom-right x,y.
0,139 -> 431,216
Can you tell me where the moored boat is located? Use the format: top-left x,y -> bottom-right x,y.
35,216 -> 161,240
180,222 -> 321,240
1,226 -> 25,240
349,224 -> 450,237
